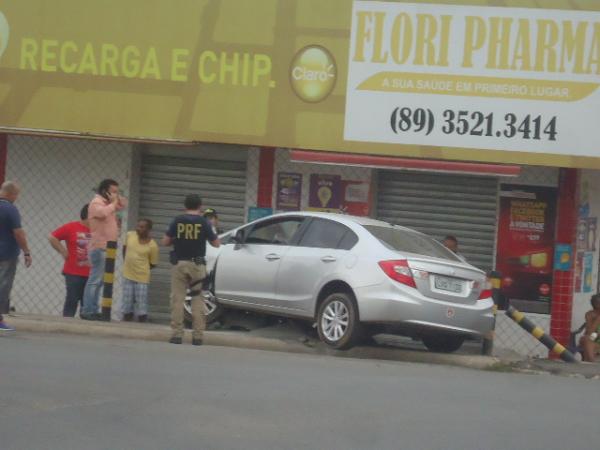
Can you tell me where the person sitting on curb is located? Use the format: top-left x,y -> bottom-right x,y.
121,219 -> 159,323
580,294 -> 600,362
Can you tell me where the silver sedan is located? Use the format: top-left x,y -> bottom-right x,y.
199,212 -> 494,352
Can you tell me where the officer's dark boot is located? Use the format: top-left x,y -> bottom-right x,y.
137,315 -> 148,323
123,312 -> 134,322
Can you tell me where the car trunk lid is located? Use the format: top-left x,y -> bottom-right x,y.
406,255 -> 487,304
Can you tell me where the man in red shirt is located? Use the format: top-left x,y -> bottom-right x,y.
48,205 -> 91,317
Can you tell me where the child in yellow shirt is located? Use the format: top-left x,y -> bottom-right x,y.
121,219 -> 159,322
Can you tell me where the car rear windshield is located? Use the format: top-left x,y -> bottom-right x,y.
364,225 -> 461,261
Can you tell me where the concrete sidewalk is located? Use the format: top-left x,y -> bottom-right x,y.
3,313 -> 502,371
5,313 -> 600,379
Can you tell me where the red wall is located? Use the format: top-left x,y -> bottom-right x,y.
257,147 -> 275,208
549,168 -> 579,349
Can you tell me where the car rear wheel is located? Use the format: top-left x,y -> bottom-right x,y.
422,334 -> 465,353
317,293 -> 361,350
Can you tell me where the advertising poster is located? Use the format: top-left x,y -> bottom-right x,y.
553,244 -> 573,271
577,217 -> 599,252
308,174 -> 342,212
577,218 -> 589,250
575,251 -> 584,293
341,180 -> 371,216
247,207 -> 272,223
496,185 -> 557,310
586,218 -> 597,251
276,172 -> 302,211
583,252 -> 594,293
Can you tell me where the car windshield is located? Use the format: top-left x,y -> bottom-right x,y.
364,225 -> 461,262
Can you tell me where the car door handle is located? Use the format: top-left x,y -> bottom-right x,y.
321,256 -> 337,263
265,253 -> 281,261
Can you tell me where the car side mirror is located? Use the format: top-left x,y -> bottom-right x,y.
232,230 -> 245,245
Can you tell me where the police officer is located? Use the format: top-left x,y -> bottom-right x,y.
162,194 -> 220,345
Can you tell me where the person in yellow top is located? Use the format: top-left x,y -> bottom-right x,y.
121,219 -> 159,322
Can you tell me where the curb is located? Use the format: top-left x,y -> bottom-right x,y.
7,314 -> 502,371
512,359 -> 600,380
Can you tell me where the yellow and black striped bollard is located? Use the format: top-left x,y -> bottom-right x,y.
100,241 -> 118,321
505,306 -> 577,363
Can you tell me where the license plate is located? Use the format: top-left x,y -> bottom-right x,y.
434,276 -> 463,293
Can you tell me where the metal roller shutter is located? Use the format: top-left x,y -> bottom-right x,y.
139,152 -> 248,317
377,171 -> 499,272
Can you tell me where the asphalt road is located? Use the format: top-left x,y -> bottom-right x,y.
1,333 -> 598,450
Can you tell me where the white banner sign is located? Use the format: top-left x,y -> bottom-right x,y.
345,1 -> 600,157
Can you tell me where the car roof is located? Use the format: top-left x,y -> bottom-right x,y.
264,211 -> 409,230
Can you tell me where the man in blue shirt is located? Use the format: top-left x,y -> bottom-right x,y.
0,181 -> 32,331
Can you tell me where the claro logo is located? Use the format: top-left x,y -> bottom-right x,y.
290,45 -> 336,103
0,11 -> 9,62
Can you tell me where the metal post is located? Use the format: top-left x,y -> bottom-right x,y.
100,241 -> 118,321
481,305 -> 497,356
482,271 -> 501,356
505,306 -> 578,363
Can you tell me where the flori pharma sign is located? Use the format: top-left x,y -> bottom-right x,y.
345,2 -> 600,158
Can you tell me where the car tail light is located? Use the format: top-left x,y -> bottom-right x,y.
478,278 -> 493,300
378,260 -> 417,288
478,289 -> 493,300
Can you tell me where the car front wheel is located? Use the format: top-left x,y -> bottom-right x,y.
317,293 -> 361,350
184,275 -> 224,328
422,334 -> 465,353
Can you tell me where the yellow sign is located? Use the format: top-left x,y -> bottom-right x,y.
0,0 -> 600,169
358,73 -> 597,103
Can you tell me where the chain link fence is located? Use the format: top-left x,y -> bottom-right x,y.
5,135 -> 133,316
495,314 -> 552,358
